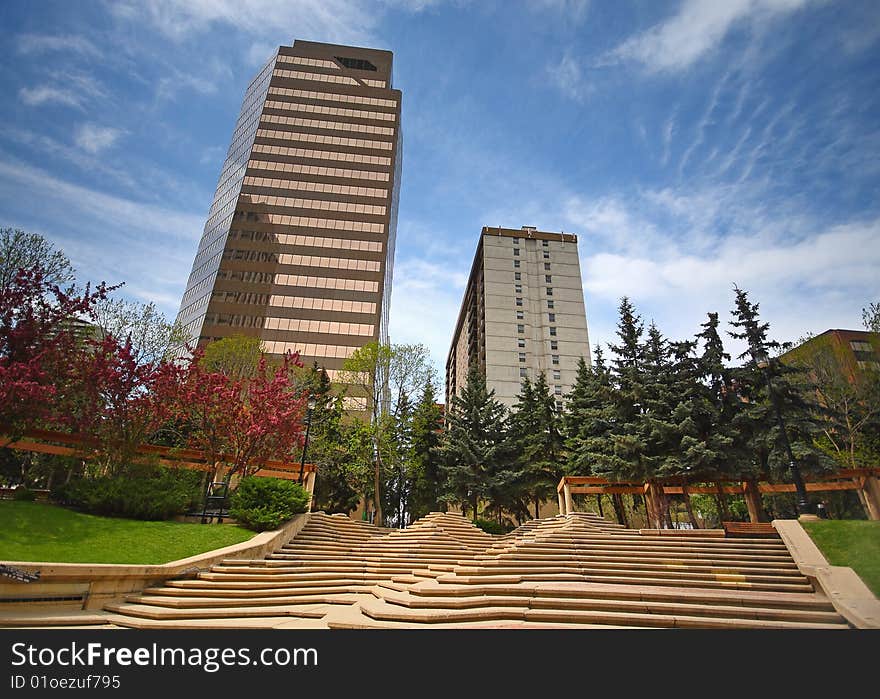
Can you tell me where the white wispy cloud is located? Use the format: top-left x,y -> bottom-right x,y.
18,71 -> 106,110
0,126 -> 138,188
0,156 -> 206,319
16,33 -> 102,57
660,110 -> 676,166
678,70 -> 731,175
19,87 -> 81,108
389,257 -> 470,377
0,156 -> 204,242
528,0 -> 590,24
609,0 -> 812,73
108,0 -> 378,45
246,41 -> 277,67
563,185 -> 879,353
73,124 -> 125,153
545,52 -> 593,102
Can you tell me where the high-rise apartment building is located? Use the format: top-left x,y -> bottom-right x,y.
174,40 -> 402,383
446,226 -> 591,409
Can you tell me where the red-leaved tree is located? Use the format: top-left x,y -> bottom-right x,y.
0,266 -> 115,439
175,349 -> 307,480
67,334 -> 185,474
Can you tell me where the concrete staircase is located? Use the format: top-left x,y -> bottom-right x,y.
100,511 -> 850,629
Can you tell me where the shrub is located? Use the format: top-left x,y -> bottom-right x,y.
229,477 -> 310,531
474,518 -> 510,535
12,486 -> 36,501
51,467 -> 202,520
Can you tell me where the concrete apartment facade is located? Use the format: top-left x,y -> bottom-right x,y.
782,329 -> 880,382
174,40 -> 402,384
446,226 -> 591,410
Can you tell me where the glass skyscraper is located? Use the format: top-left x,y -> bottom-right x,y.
175,40 -> 402,384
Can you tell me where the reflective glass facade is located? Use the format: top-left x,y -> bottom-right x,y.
174,40 -> 402,375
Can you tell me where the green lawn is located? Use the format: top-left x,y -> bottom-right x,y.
0,501 -> 256,565
801,520 -> 880,597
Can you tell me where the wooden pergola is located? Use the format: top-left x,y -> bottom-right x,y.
557,469 -> 880,526
1,427 -> 317,499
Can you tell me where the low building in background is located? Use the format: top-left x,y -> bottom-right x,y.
781,329 -> 880,383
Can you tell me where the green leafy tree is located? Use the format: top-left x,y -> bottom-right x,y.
789,344 -> 880,470
200,334 -> 264,380
0,227 -> 75,291
862,301 -> 880,333
338,341 -> 433,525
93,297 -> 187,366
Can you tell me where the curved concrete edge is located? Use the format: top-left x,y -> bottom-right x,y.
773,519 -> 880,629
0,513 -> 311,611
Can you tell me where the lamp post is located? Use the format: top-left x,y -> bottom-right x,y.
751,348 -> 810,516
298,396 -> 317,485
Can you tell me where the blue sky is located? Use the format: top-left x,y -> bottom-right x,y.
1,0 -> 879,377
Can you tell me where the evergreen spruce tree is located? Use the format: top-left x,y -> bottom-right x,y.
593,297 -> 649,482
408,381 -> 445,520
564,351 -> 615,475
509,373 -> 565,519
441,368 -> 510,521
728,286 -> 832,501
679,312 -> 747,522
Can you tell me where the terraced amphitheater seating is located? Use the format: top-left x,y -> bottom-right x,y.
98,510 -> 851,629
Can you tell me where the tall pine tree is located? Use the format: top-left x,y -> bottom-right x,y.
509,373 -> 565,519
441,368 -> 510,521
409,381 -> 445,520
728,286 -> 832,499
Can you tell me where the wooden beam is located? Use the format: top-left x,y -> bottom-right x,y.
562,476 -> 611,485
665,485 -> 743,495
2,428 -> 316,473
759,482 -> 860,493
571,486 -> 644,495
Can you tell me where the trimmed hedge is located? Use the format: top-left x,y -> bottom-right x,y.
51,467 -> 202,520
474,518 -> 511,535
12,487 -> 36,501
229,477 -> 310,531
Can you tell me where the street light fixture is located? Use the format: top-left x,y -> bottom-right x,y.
751,347 -> 811,516
298,396 -> 317,485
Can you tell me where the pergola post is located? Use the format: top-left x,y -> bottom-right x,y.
644,482 -> 663,529
742,479 -> 765,523
304,470 -> 316,512
563,481 -> 573,516
859,475 -> 880,521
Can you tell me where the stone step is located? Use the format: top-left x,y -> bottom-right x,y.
104,614 -> 325,630
436,572 -> 815,593
449,563 -> 807,584
473,552 -> 798,567
166,578 -> 376,590
144,584 -> 360,598
406,580 -> 835,610
458,559 -> 802,576
125,593 -> 361,609
355,596 -> 846,629
368,585 -> 843,625
103,601 -> 334,621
